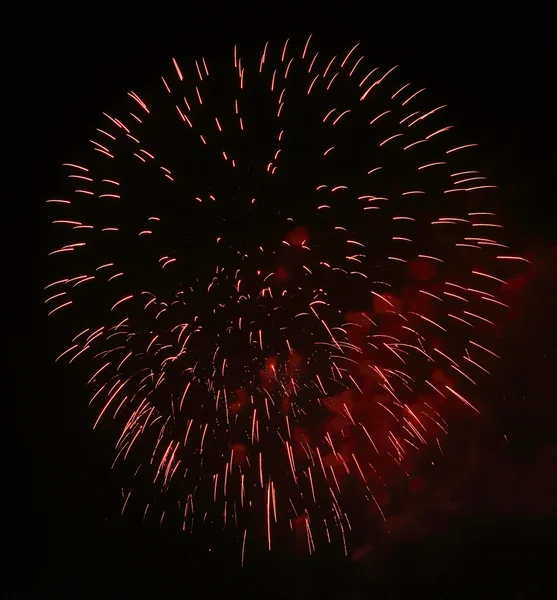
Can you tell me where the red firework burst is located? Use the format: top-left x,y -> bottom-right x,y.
46,35 -> 527,560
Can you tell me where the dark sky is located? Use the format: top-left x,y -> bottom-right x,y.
9,5 -> 557,599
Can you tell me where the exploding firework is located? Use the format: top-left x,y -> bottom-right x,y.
46,36 -> 526,559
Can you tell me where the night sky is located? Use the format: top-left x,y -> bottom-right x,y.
10,6 -> 557,598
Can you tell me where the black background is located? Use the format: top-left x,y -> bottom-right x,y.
9,4 -> 557,598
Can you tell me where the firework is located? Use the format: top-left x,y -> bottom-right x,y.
46,36 -> 525,559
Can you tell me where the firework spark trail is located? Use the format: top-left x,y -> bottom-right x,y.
47,36 -> 524,557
